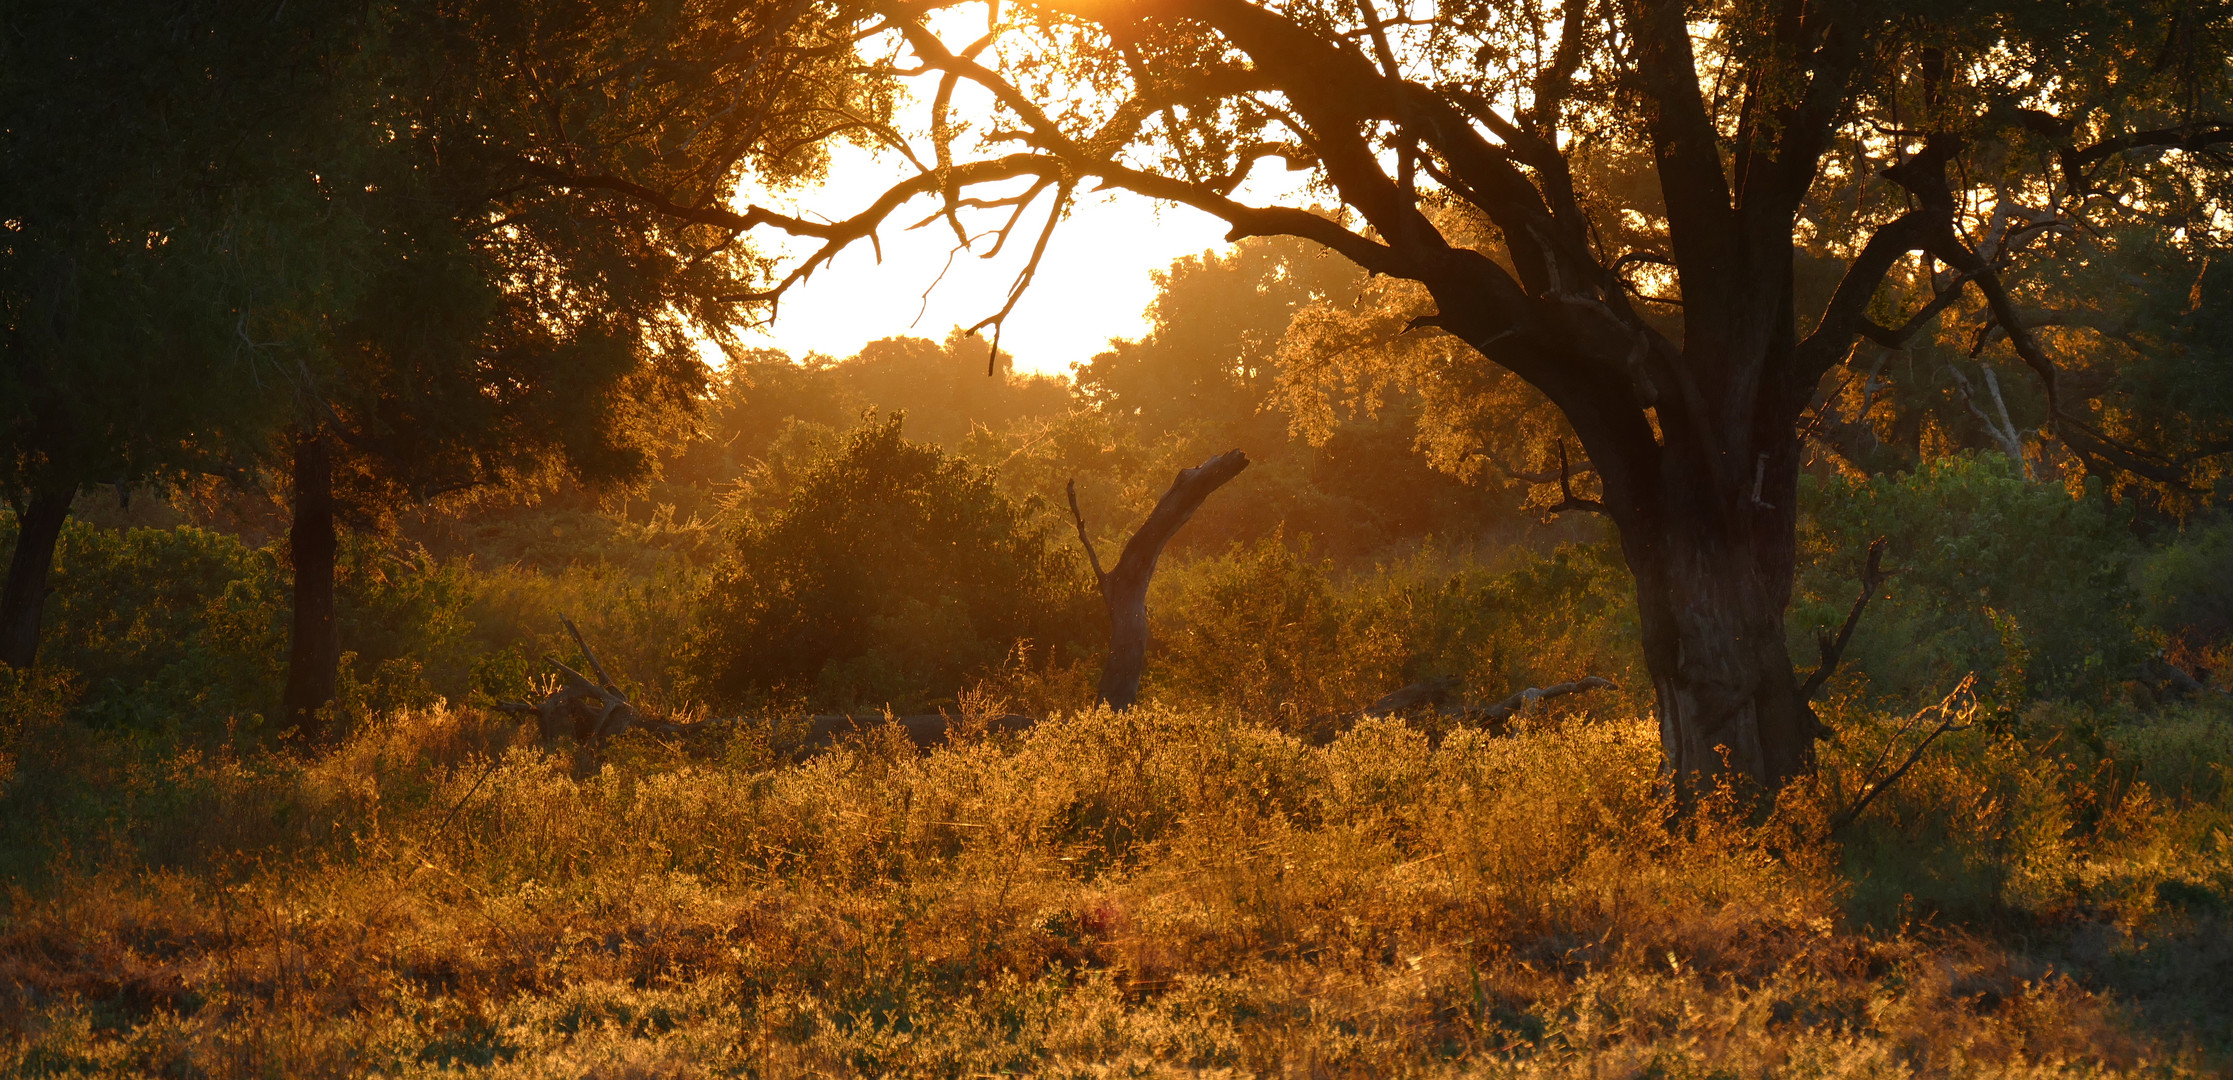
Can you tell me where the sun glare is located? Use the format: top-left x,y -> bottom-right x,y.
728,17 -> 1316,378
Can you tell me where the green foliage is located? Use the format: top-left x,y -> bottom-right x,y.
1149,533 -> 1364,722
1074,235 -> 1362,428
1830,694 -> 2233,946
0,0 -> 357,500
458,559 -> 704,713
0,512 -> 480,736
2137,515 -> 2233,683
1795,454 -> 2146,708
39,522 -> 288,732
690,416 -> 1097,712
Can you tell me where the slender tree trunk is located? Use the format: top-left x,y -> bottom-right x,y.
282,429 -> 340,739
0,484 -> 74,671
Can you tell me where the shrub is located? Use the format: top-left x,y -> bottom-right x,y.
1,699 -> 2225,1074
1149,534 -> 1645,725
1794,453 -> 2145,708
33,521 -> 288,731
2137,514 -> 2233,684
689,415 -> 1097,713
0,514 -> 476,738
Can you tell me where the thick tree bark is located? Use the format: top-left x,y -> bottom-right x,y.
0,484 -> 74,671
1620,418 -> 1819,799
1091,449 -> 1250,711
282,429 -> 340,740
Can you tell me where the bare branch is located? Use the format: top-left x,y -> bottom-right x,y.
1800,536 -> 1892,701
966,180 -> 1072,373
1065,478 -> 1107,583
1825,674 -> 1979,837
562,615 -> 617,690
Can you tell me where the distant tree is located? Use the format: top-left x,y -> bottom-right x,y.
261,0 -> 890,735
2,0 -> 889,729
691,416 -> 1095,712
840,329 -> 1073,445
1076,236 -> 1362,429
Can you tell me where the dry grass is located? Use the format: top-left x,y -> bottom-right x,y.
0,697 -> 2226,1078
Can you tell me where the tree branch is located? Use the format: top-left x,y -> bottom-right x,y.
1548,439 -> 1607,515
1825,674 -> 1978,837
1064,477 -> 1107,583
1799,536 -> 1891,701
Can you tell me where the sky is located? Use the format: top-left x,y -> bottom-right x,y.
732,137 -> 1245,377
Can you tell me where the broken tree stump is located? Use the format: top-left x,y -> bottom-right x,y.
1069,449 -> 1250,712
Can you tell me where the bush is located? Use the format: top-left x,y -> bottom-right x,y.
689,415 -> 1098,713
0,699 -> 2225,1074
2137,515 -> 2233,684
1794,453 -> 2145,708
31,521 -> 288,731
0,514 -> 476,738
1148,533 -> 1645,725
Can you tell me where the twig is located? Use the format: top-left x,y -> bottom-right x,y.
1065,478 -> 1107,583
433,755 -> 504,839
967,181 -> 1074,376
1825,674 -> 1978,837
1800,536 -> 1893,701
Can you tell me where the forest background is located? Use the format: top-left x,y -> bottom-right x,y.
4,0 -> 2233,1074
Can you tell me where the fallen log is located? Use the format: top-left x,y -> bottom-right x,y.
771,711 -> 1038,755
1310,674 -> 1618,744
1361,675 -> 1462,717
496,617 -> 673,744
1462,676 -> 1619,725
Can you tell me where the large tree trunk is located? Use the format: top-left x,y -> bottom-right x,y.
282,428 -> 340,739
0,484 -> 74,671
1620,425 -> 1820,800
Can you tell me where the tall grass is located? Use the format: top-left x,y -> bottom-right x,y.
1,692 -> 2225,1077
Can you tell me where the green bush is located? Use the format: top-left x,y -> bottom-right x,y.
689,416 -> 1097,713
33,521 -> 288,731
0,514 -> 477,737
1794,454 -> 2145,708
1149,533 -> 1644,725
2137,514 -> 2233,682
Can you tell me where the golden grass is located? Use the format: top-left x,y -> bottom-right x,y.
0,699 -> 2226,1077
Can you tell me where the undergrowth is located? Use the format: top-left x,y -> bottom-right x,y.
0,694 -> 2226,1078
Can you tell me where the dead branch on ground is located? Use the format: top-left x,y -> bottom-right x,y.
496,617 -> 677,744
